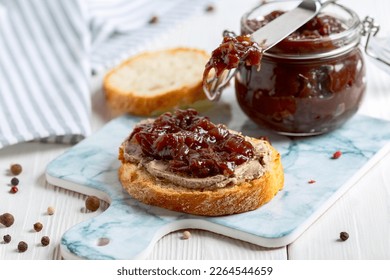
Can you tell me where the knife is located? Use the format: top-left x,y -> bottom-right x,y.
203,0 -> 336,101
251,0 -> 336,50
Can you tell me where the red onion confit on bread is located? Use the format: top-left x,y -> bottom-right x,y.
118,109 -> 284,216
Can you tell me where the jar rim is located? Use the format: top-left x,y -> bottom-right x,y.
241,1 -> 362,59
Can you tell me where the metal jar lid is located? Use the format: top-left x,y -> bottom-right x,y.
242,1 -> 363,60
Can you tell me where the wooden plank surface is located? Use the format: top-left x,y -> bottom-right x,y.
288,151 -> 390,259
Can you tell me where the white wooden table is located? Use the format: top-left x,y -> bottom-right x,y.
1,0 -> 390,260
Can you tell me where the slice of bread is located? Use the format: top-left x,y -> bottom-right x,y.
118,137 -> 284,217
103,48 -> 210,116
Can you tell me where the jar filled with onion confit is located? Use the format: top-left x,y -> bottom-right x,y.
236,1 -> 366,136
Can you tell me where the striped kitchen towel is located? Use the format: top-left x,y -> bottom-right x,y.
88,0 -> 214,73
0,0 -> 90,148
0,0 -> 214,149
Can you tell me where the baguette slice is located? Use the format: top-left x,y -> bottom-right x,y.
103,48 -> 209,116
119,138 -> 284,217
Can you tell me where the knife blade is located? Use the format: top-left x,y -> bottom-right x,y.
251,0 -> 324,50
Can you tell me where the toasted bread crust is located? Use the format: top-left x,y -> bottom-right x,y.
103,48 -> 209,116
118,140 -> 284,216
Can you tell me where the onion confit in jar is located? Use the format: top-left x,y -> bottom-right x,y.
235,1 -> 366,136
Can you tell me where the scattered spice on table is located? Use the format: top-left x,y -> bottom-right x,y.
205,4 -> 215,13
47,206 -> 55,216
0,213 -> 15,227
85,196 -> 100,212
332,150 -> 342,159
41,236 -> 50,247
10,186 -> 18,194
148,15 -> 159,24
182,230 -> 191,240
10,163 -> 22,175
10,177 -> 19,186
17,241 -> 28,252
3,234 -> 11,244
339,231 -> 349,241
33,222 -> 43,232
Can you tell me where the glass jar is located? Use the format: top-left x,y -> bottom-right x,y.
235,1 -> 366,136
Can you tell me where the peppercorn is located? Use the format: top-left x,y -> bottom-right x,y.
10,177 -> 19,186
149,15 -> 159,24
33,222 -> 43,232
41,236 -> 50,247
10,163 -> 22,175
340,231 -> 349,241
205,4 -> 215,13
85,196 -> 100,212
182,230 -> 191,240
17,241 -> 28,252
332,150 -> 342,159
10,186 -> 18,194
3,234 -> 11,244
0,213 -> 15,227
47,206 -> 55,215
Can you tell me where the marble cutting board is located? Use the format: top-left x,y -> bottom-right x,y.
45,95 -> 390,260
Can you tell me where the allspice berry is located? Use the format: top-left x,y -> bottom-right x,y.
41,236 -> 50,246
0,213 -> 15,227
340,231 -> 349,241
3,234 -> 11,243
85,196 -> 100,212
17,241 -> 28,252
10,164 -> 22,175
33,222 -> 43,232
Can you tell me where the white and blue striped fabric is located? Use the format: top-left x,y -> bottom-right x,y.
0,0 -> 214,149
